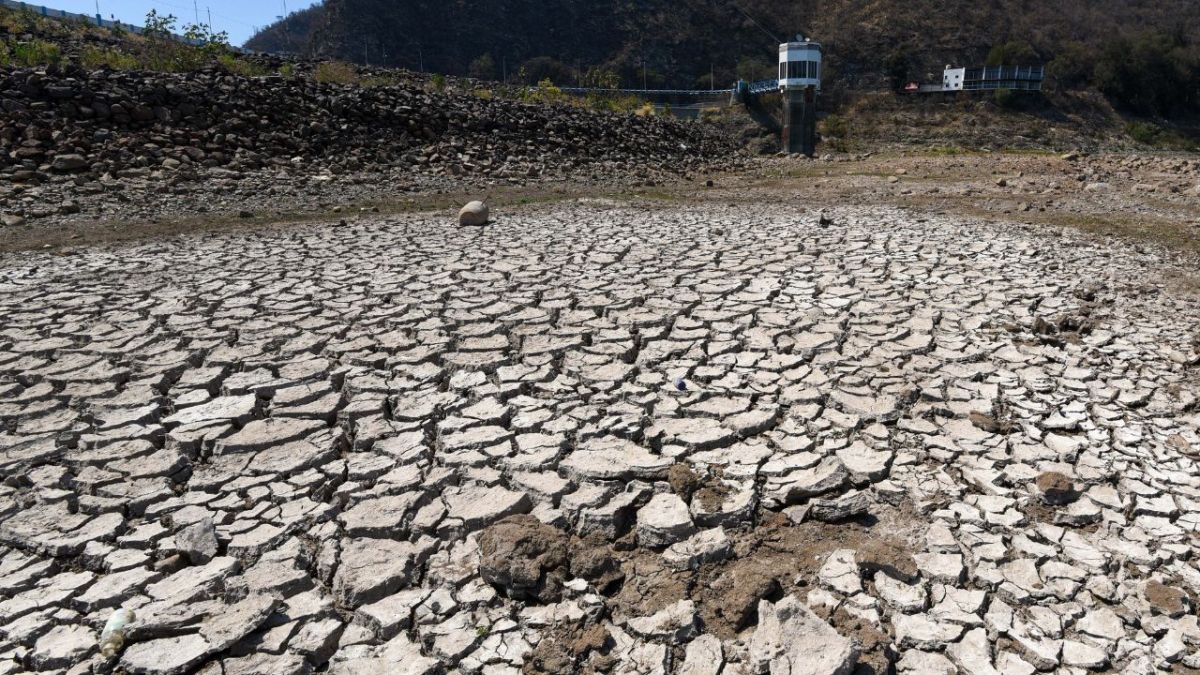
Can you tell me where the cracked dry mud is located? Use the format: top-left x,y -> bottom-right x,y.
1,200 -> 1199,675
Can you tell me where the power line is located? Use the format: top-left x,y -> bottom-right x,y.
728,0 -> 781,44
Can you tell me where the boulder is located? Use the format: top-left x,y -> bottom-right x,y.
458,201 -> 489,226
50,154 -> 89,172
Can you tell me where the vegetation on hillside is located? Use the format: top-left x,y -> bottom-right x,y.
248,0 -> 1200,124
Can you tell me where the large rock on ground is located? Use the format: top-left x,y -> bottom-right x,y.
458,201 -> 490,226
748,595 -> 858,675
637,492 -> 696,548
477,514 -> 569,603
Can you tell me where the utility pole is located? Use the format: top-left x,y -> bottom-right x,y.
710,62 -> 714,90
642,56 -> 647,90
193,0 -> 199,25
206,7 -> 212,29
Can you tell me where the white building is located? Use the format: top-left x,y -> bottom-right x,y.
942,66 -> 965,91
778,39 -> 822,92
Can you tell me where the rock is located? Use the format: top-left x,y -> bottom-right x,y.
874,572 -> 927,612
31,624 -> 94,669
199,595 -> 279,651
636,493 -> 696,548
176,518 -> 219,564
333,538 -> 431,607
807,490 -> 871,522
444,485 -> 532,531
477,515 -> 569,603
560,437 -> 671,480
830,390 -> 900,421
748,595 -> 858,675
1146,581 -> 1190,618
662,527 -> 732,570
818,549 -> 862,594
679,634 -> 723,675
120,633 -> 211,675
51,154 -> 89,172
1035,471 -> 1077,505
458,200 -> 489,226
626,599 -> 698,641
1,214 -> 26,227
893,613 -> 965,649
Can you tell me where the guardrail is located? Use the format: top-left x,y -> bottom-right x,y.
0,0 -> 208,46
557,87 -> 733,96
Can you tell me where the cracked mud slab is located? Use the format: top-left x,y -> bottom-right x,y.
0,201 -> 1198,674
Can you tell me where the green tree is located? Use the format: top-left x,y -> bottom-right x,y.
468,53 -> 496,80
184,22 -> 231,60
986,40 -> 1038,66
1047,41 -> 1094,90
516,56 -> 574,85
582,67 -> 620,89
142,9 -> 176,40
735,55 -> 773,81
883,49 -> 911,92
1094,32 -> 1197,115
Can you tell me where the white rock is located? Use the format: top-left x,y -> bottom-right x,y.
819,549 -> 862,595
748,595 -> 858,675
662,527 -> 732,571
636,493 -> 695,548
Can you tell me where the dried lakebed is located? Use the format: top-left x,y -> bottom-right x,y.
0,202 -> 1198,674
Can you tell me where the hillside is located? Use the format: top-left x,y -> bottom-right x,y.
248,0 -> 1200,112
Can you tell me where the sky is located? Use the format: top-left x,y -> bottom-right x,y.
45,0 -> 321,45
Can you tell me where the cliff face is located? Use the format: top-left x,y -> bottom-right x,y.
247,0 -> 1200,95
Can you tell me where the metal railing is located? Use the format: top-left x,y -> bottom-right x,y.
0,0 -> 208,45
557,87 -> 733,96
747,78 -> 779,95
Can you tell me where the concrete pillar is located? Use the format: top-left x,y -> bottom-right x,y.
781,86 -> 817,156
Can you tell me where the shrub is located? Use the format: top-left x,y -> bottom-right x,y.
821,114 -> 849,139
80,46 -> 138,70
993,88 -> 1019,109
217,54 -> 269,77
279,63 -> 296,79
11,39 -> 61,67
363,73 -> 402,88
1126,121 -> 1163,144
520,78 -> 570,105
139,10 -> 203,72
430,73 -> 447,91
584,93 -> 642,114
314,61 -> 360,85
